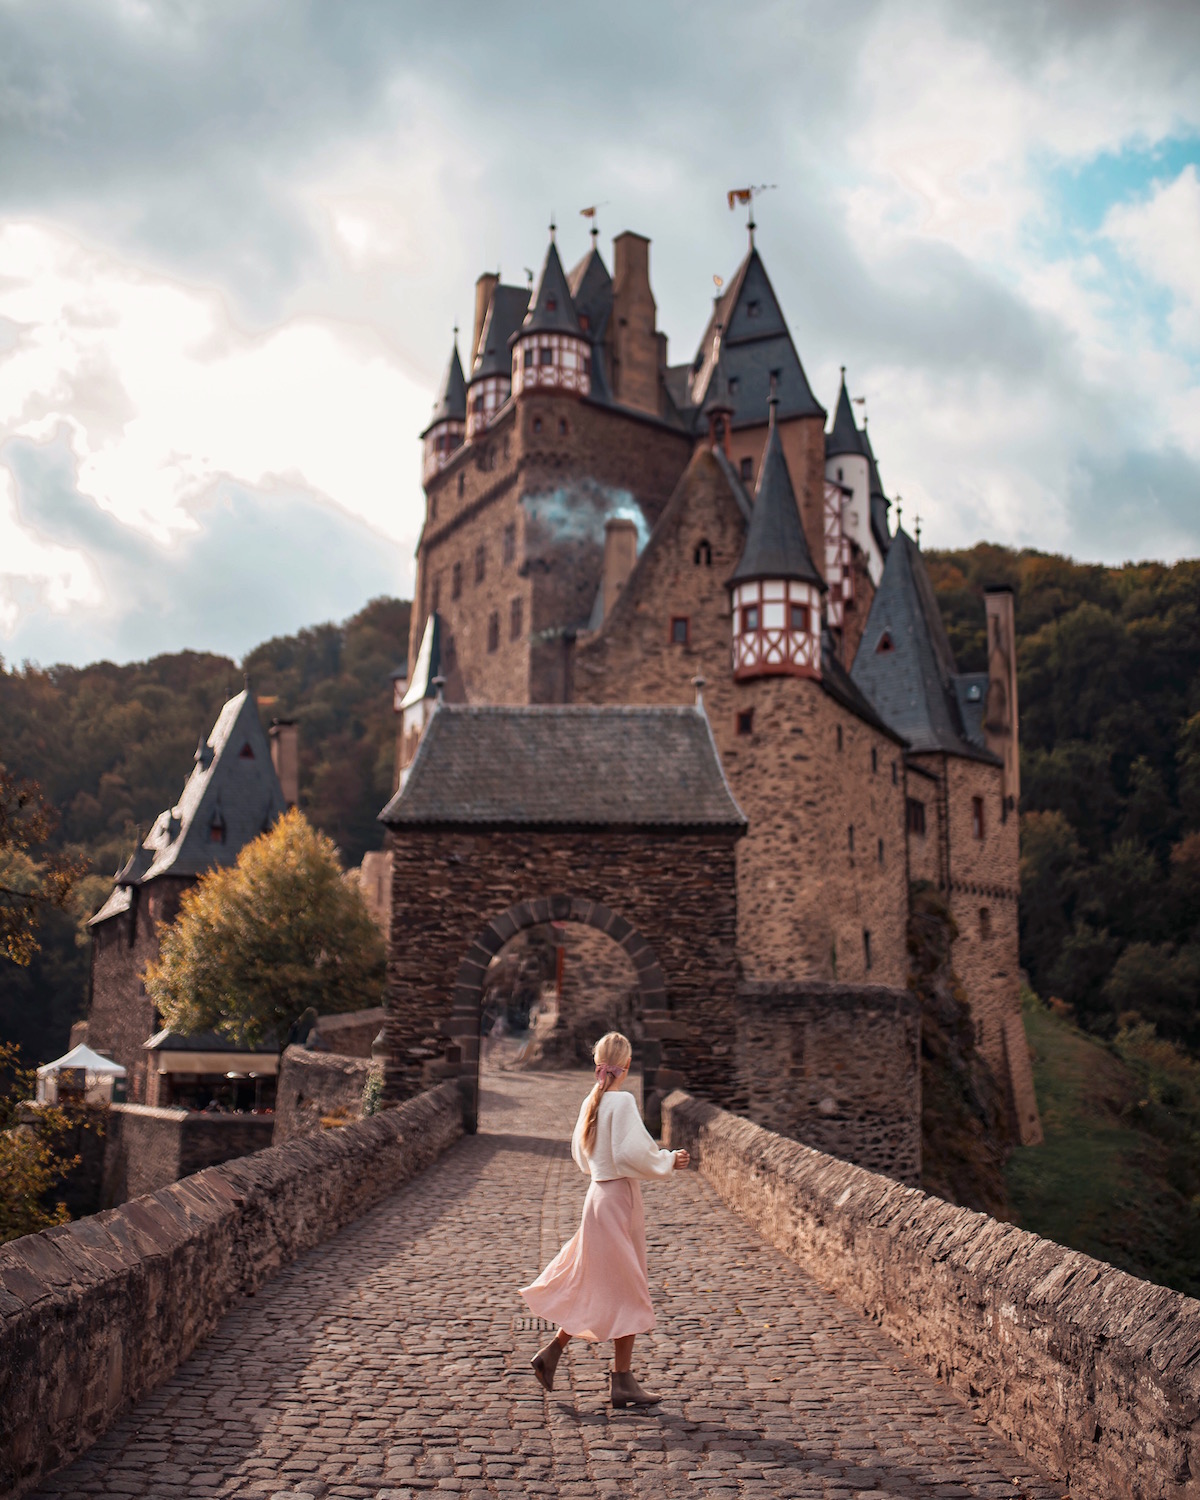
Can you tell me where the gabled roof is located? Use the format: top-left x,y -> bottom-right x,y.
850,529 -> 999,762
91,689 -> 288,926
400,612 -> 443,710
421,340 -> 466,436
380,704 -> 746,830
471,284 -> 529,380
689,248 -> 824,428
568,245 -> 612,335
826,371 -> 866,459
517,238 -> 582,339
728,402 -> 825,590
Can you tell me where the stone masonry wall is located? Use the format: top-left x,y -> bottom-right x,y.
572,446 -> 908,986
663,1091 -> 1200,1500
0,1083 -> 462,1499
313,1006 -> 386,1058
272,1045 -> 373,1143
735,982 -> 921,1183
101,1105 -> 274,1206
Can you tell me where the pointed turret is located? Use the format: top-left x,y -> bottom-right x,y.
823,368 -> 888,586
512,229 -> 591,399
727,399 -> 825,681
421,338 -> 467,482
826,369 -> 866,459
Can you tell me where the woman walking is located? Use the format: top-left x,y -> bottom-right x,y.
519,1031 -> 690,1407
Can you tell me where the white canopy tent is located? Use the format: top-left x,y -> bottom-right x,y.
36,1043 -> 127,1104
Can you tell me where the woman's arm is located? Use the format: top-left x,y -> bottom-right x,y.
611,1093 -> 684,1180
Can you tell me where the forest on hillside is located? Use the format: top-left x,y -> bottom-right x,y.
2,549 -> 1200,1073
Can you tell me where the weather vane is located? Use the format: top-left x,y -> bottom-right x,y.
726,184 -> 777,246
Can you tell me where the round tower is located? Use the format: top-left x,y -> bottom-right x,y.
728,397 -> 826,680
421,338 -> 467,483
510,228 -> 591,399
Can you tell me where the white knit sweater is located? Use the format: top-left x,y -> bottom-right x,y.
571,1087 -> 677,1183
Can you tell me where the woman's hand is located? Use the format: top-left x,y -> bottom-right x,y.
673,1149 -> 690,1170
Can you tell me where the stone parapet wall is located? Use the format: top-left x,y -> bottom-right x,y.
0,1082 -> 462,1499
272,1045 -> 374,1143
735,981 -> 920,1184
312,1006 -> 386,1059
662,1090 -> 1200,1500
102,1104 -> 275,1206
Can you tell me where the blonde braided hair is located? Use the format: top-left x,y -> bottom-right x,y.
581,1031 -> 632,1154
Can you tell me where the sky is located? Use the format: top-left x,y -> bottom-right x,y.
1,0 -> 1199,669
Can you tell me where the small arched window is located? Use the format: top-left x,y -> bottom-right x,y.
693,539 -> 712,566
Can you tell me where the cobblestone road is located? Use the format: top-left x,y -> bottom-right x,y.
34,1068 -> 1063,1499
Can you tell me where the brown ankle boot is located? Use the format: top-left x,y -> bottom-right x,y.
610,1369 -> 662,1407
531,1336 -> 564,1392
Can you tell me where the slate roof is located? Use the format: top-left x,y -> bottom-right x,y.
400,611 -> 443,710
471,284 -> 529,380
90,689 -> 288,925
421,341 -> 466,436
379,704 -> 747,829
144,1028 -> 278,1056
820,632 -> 905,743
728,402 -> 825,590
688,248 -> 824,430
826,372 -> 866,459
850,529 -> 999,762
518,238 -> 582,339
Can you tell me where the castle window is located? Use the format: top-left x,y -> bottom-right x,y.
848,824 -> 854,853
972,796 -> 985,840
239,742 -> 254,760
740,457 -> 753,482
452,563 -> 462,601
532,416 -> 543,435
891,760 -> 898,785
837,467 -> 843,482
509,597 -> 523,641
728,376 -> 740,395
747,300 -> 761,318
486,612 -> 499,653
503,523 -> 516,565
878,838 -> 885,866
836,724 -> 843,752
871,746 -> 878,774
209,811 -> 226,845
524,349 -> 535,371
863,929 -> 873,970
876,631 -> 894,654
539,346 -> 553,366
789,603 -> 810,632
694,538 -> 712,566
979,907 -> 992,940
546,297 -> 557,312
670,616 -> 690,646
558,417 -> 568,436
475,545 -> 486,584
736,708 -> 754,737
579,313 -> 590,332
742,604 -> 759,632
457,473 -> 465,497
907,797 -> 926,836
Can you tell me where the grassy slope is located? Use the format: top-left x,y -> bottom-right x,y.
1006,998 -> 1200,1297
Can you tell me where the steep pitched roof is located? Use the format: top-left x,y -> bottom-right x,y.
91,689 -> 288,926
850,529 -> 998,761
826,371 -> 866,459
379,704 -> 747,829
400,611 -> 443,710
421,341 -> 466,436
728,403 -> 825,589
689,248 -> 824,428
861,422 -> 892,557
518,238 -> 582,338
471,284 -> 529,380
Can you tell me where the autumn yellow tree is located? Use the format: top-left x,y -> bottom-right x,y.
0,766 -> 83,966
144,808 -> 385,1048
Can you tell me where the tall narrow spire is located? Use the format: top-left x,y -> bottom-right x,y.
826,368 -> 866,459
729,399 -> 825,590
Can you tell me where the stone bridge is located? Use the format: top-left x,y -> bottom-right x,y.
2,1067 -> 1197,1500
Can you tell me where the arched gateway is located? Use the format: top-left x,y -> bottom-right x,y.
378,702 -> 746,1130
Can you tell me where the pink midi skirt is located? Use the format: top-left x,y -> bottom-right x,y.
519,1177 -> 654,1342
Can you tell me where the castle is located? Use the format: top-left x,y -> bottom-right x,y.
401,220 -> 1041,1144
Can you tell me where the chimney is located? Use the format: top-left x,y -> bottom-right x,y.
983,588 -> 1019,810
602,518 -> 639,622
471,273 -> 498,368
610,232 -> 660,417
269,720 -> 300,809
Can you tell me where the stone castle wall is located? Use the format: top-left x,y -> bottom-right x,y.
735,982 -> 921,1183
663,1091 -> 1200,1500
272,1045 -> 374,1143
101,1104 -> 274,1205
0,1083 -> 462,1499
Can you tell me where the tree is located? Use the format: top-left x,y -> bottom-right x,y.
0,1042 -> 78,1245
0,767 -> 84,967
144,809 -> 386,1048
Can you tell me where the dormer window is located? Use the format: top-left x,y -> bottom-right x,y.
579,313 -> 590,332
239,742 -> 254,760
728,376 -> 739,395
747,300 -> 761,318
876,631 -> 894,654
546,297 -> 557,312
209,811 -> 226,845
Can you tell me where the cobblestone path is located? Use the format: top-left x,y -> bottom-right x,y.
34,1069 -> 1062,1500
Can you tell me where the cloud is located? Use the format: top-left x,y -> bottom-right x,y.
1,432 -> 400,666
1104,165 -> 1200,346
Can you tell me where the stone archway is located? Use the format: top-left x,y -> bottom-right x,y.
449,894 -> 670,1131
